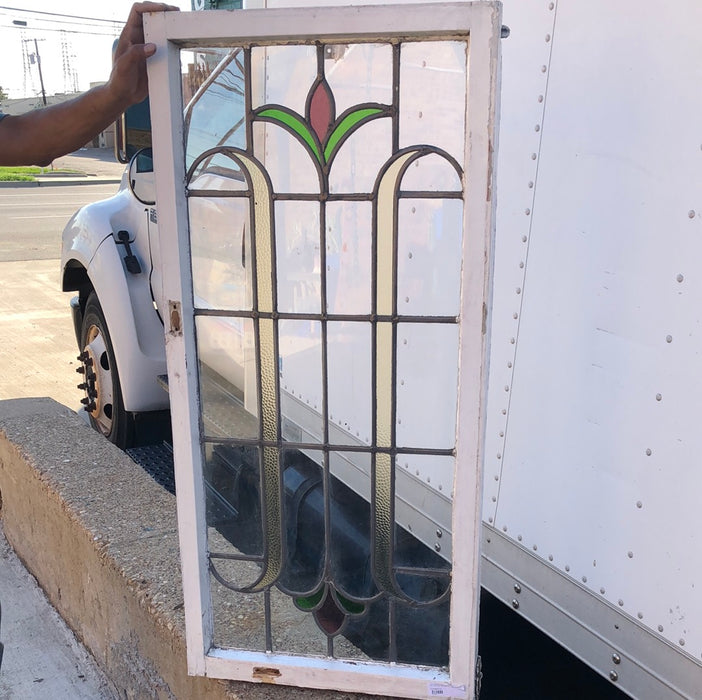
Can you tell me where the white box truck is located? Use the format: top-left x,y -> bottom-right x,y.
60,1 -> 701,697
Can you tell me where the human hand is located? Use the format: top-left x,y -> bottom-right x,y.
109,2 -> 180,107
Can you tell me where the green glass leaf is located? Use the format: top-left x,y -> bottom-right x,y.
294,587 -> 325,610
258,108 -> 322,163
335,592 -> 365,615
324,107 -> 384,162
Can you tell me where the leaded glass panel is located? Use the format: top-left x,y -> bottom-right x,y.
147,4 -> 501,695
180,37 -> 465,667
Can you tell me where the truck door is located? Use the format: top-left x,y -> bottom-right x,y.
144,4 -> 501,698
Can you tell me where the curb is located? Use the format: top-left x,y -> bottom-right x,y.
0,177 -> 122,188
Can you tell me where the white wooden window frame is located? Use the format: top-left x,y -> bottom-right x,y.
145,4 -> 501,698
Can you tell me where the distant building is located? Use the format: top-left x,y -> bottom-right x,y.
0,83 -> 115,150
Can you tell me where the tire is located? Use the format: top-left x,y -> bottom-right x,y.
78,291 -> 136,448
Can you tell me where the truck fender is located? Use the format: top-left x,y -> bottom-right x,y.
62,201 -> 168,414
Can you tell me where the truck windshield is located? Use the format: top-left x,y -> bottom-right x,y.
183,48 -> 246,178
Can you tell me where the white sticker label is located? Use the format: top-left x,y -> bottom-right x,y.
427,683 -> 468,699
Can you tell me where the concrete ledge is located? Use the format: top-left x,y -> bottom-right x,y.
0,398 -> 377,700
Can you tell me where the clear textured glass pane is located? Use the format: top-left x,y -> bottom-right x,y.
189,196 -> 252,312
181,48 -> 246,171
399,41 -> 467,163
327,321 -> 372,447
325,202 -> 372,315
396,323 -> 459,449
275,201 -> 321,314
279,319 -> 323,443
205,444 -> 263,559
399,152 -> 462,192
324,43 -> 393,116
254,121 -> 321,194
196,316 -> 258,439
328,118 -> 392,194
397,198 -> 463,317
251,45 -> 317,113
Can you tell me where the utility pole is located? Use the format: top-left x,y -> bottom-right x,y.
33,39 -> 47,106
21,38 -> 47,106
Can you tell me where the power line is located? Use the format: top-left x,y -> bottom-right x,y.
0,6 -> 123,25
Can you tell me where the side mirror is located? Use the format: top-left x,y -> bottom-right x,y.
115,98 -> 152,165
128,148 -> 156,205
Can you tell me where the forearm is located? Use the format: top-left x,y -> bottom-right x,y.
0,85 -> 127,167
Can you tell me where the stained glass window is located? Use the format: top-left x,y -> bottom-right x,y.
147,4 -> 500,697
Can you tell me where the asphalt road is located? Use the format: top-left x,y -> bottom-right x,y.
0,184 -> 121,409
0,184 -> 119,262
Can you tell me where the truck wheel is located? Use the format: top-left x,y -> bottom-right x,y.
78,291 -> 135,448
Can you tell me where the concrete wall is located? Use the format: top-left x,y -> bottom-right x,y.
0,398 -> 378,700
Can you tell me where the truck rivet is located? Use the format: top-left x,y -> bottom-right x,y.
434,543 -> 441,552
497,453 -> 502,459
499,430 -> 504,437
645,448 -> 652,456
514,584 -> 521,594
676,274 -> 684,283
503,526 -> 508,532
655,393 -> 662,402
533,544 -> 538,551
545,33 -> 551,42
548,555 -> 553,562
582,576 -> 587,583
525,208 -> 531,215
600,587 -> 606,594
531,153 -> 537,160
666,335 -> 672,343
565,565 -> 570,572
516,287 -> 522,294
522,235 -> 528,242
492,496 -> 497,502
618,599 -> 624,606
548,2 -> 554,10
612,653 -> 621,664
636,501 -> 643,509
535,124 -> 540,132
609,671 -> 618,682
511,599 -> 519,609
628,551 -> 634,558
637,612 -> 643,619
528,181 -> 534,188
436,529 -> 443,538
688,210 -> 695,219
517,535 -> 523,541
658,625 -> 664,632
519,261 -> 525,268
679,639 -> 685,647
538,95 -> 544,103
541,65 -> 547,73
507,361 -> 513,368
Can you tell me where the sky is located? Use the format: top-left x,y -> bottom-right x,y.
0,1 -> 190,99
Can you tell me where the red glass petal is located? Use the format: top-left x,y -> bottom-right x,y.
309,79 -> 334,143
